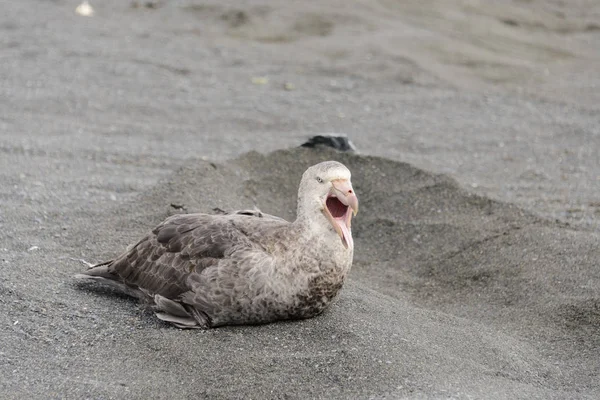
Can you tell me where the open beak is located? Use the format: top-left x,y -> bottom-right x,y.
322,179 -> 359,250
331,179 -> 359,218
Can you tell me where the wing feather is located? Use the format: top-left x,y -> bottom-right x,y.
105,213 -> 255,299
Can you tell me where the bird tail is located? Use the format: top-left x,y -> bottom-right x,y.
74,259 -> 115,280
74,261 -> 211,329
74,260 -> 145,299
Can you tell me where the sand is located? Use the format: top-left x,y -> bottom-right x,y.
1,0 -> 599,398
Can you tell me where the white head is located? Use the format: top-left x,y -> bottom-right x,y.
296,161 -> 359,250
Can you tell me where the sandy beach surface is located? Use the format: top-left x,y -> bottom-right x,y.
1,0 -> 599,398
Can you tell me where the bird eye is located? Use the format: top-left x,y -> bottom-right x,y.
316,177 -> 324,183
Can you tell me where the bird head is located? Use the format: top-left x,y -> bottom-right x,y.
297,161 -> 359,250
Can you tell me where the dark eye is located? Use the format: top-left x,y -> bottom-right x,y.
316,177 -> 324,183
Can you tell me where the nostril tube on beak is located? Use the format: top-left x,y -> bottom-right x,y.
330,179 -> 358,216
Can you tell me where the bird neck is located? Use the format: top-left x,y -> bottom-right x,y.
294,204 -> 340,248
295,193 -> 323,228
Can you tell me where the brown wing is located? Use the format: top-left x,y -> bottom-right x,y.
106,213 -> 254,299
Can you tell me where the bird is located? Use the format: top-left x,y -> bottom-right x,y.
75,161 -> 359,329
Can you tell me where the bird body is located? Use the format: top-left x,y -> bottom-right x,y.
77,161 -> 358,329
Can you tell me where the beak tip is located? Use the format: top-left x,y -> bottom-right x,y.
351,200 -> 359,216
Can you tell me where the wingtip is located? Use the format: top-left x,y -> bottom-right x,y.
73,273 -> 93,279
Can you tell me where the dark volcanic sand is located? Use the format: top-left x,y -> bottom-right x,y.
1,1 -> 599,399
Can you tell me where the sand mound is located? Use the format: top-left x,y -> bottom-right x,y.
4,148 -> 595,398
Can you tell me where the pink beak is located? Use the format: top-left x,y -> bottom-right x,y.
322,179 -> 359,250
331,180 -> 359,219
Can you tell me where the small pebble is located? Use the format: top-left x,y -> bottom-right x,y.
75,1 -> 94,17
251,77 -> 269,85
